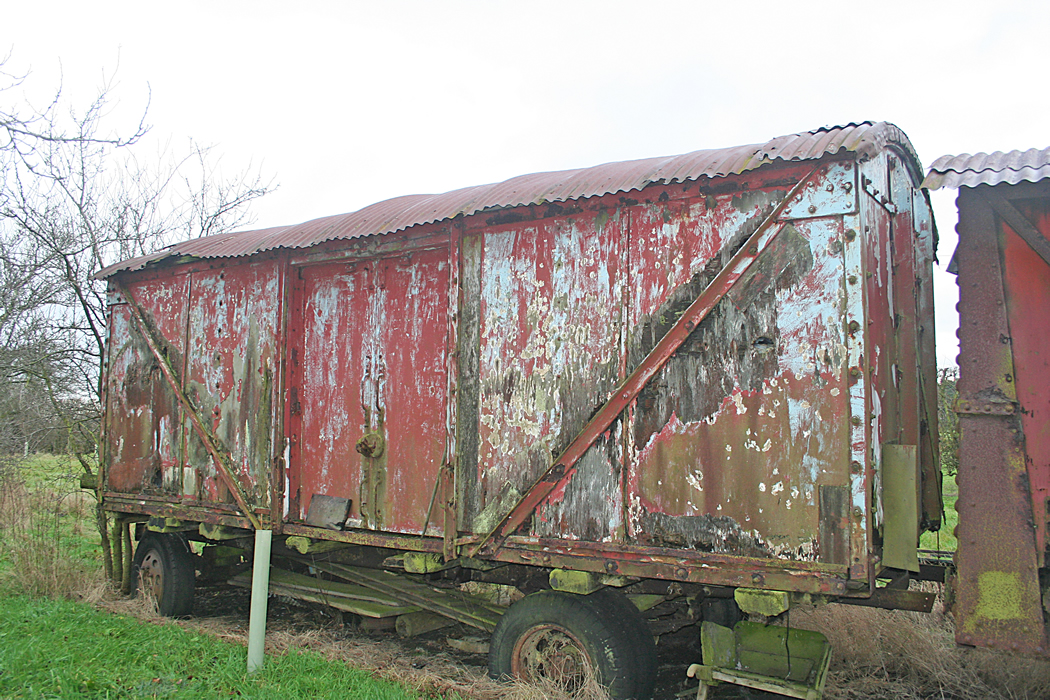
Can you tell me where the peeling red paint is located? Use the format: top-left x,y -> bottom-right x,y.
101,132 -> 937,599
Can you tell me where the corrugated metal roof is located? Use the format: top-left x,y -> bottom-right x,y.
923,147 -> 1050,190
97,121 -> 921,278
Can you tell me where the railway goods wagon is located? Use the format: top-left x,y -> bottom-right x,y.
95,121 -> 945,698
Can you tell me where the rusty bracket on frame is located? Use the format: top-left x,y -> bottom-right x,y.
469,166 -> 822,559
115,281 -> 263,531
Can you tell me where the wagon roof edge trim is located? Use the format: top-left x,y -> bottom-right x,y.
96,121 -> 921,279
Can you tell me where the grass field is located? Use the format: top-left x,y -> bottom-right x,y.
0,454 -> 448,700
0,593 -> 422,700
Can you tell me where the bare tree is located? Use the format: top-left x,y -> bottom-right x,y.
0,56 -> 274,579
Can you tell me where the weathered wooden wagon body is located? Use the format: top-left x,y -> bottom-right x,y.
96,121 -> 945,696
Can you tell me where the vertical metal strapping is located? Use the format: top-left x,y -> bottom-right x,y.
618,205 -> 633,544
444,226 -> 462,559
842,160 -> 870,586
272,259 -> 290,533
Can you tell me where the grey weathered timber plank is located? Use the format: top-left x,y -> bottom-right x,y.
308,560 -> 503,632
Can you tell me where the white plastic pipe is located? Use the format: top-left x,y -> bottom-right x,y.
246,529 -> 272,673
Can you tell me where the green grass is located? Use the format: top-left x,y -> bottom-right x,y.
0,455 -> 433,700
0,594 -> 422,700
920,472 -> 958,552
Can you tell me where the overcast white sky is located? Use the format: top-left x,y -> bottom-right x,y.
4,1 -> 1048,366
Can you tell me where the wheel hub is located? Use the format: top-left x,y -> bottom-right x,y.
511,623 -> 593,692
139,549 -> 165,601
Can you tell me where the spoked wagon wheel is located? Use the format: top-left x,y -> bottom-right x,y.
489,589 -> 655,700
131,532 -> 196,617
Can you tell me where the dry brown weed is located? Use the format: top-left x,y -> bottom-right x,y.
792,602 -> 1050,700
0,475 -> 101,600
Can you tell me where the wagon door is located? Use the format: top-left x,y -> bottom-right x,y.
287,248 -> 450,535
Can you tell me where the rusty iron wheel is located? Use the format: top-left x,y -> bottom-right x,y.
511,622 -> 593,691
131,533 -> 195,617
489,590 -> 647,699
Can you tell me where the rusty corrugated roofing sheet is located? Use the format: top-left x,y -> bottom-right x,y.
97,121 -> 921,278
923,147 -> 1050,190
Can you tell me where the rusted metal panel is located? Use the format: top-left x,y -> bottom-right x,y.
853,154 -> 901,585
1001,195 -> 1050,567
104,274 -> 189,494
183,261 -> 281,510
466,209 -> 627,542
104,261 -> 281,523
100,124 -> 938,601
286,259 -> 370,523
625,171 -> 854,565
923,147 -> 1050,189
119,281 -> 264,529
287,245 -> 450,534
952,182 -> 1049,656
95,123 -> 922,278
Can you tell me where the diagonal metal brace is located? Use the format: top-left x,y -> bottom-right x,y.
979,188 -> 1050,268
114,281 -> 263,530
469,166 -> 821,558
